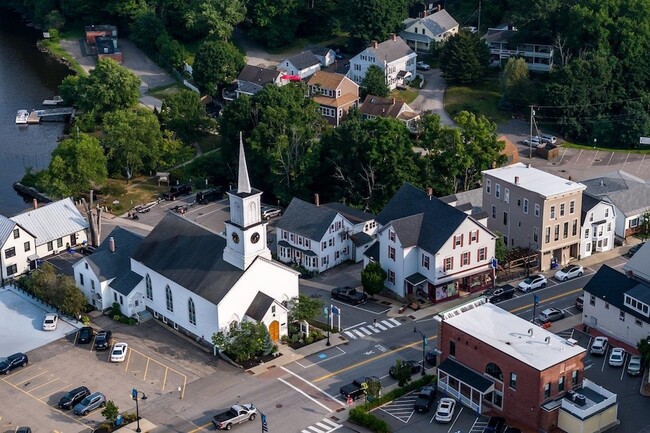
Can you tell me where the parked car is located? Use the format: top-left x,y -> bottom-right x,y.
0,353 -> 28,374
58,386 -> 91,410
608,347 -> 626,367
416,61 -> 430,70
554,264 -> 584,281
517,274 -> 547,293
627,242 -> 645,257
110,342 -> 128,363
73,392 -> 106,416
414,385 -> 437,412
536,308 -> 565,323
540,134 -> 557,144
261,206 -> 282,219
483,417 -> 506,433
196,188 -> 222,204
331,286 -> 368,305
483,284 -> 516,303
523,136 -> 542,147
42,313 -> 58,331
590,336 -> 609,355
77,327 -> 95,344
575,295 -> 584,311
15,428 -> 31,433
627,355 -> 642,376
425,349 -> 437,365
94,330 -> 112,351
434,398 -> 456,423
340,376 -> 380,401
163,184 -> 192,201
389,360 -> 421,379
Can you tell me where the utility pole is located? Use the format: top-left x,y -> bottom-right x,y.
529,105 -> 535,158
477,0 -> 482,34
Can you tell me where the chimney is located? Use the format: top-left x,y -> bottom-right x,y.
514,176 -> 519,185
427,187 -> 433,200
371,40 -> 378,49
109,237 -> 115,253
437,4 -> 441,11
390,33 -> 397,41
33,198 -> 38,209
314,193 -> 320,207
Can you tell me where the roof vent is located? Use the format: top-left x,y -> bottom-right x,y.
544,336 -> 551,345
566,338 -> 577,346
600,179 -> 605,187
515,176 -> 520,185
527,328 -> 533,336
109,237 -> 115,253
527,163 -> 532,168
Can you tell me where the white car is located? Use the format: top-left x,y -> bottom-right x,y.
110,342 -> 128,363
517,274 -> 547,293
416,61 -> 431,71
608,348 -> 625,367
434,398 -> 456,423
554,264 -> 584,282
523,136 -> 542,147
261,206 -> 282,220
541,134 -> 557,145
590,336 -> 609,355
42,314 -> 58,331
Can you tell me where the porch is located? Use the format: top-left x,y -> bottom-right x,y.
437,358 -> 494,415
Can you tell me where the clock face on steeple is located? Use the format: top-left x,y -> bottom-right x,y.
251,232 -> 260,244
232,232 -> 240,244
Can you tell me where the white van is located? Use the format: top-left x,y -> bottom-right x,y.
541,134 -> 557,144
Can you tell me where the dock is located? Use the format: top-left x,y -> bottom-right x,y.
27,107 -> 75,124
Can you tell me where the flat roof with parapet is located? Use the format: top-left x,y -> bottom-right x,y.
482,162 -> 586,198
443,303 -> 585,371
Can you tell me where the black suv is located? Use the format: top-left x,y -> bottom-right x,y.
163,184 -> 192,201
77,326 -> 95,344
196,188 -> 222,204
414,385 -> 437,412
58,386 -> 91,410
483,416 -> 506,433
0,353 -> 28,374
94,330 -> 112,351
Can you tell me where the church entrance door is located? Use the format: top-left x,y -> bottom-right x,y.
269,320 -> 280,341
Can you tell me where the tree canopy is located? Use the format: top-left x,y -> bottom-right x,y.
347,0 -> 408,48
192,39 -> 246,94
212,321 -> 275,363
361,65 -> 390,98
159,89 -> 214,141
439,30 -> 491,85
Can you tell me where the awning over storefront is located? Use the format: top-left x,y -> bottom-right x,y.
438,358 -> 495,394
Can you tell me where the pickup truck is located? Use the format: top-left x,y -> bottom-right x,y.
163,184 -> 192,201
331,286 -> 368,305
483,284 -> 516,304
212,404 -> 258,430
340,376 -> 379,401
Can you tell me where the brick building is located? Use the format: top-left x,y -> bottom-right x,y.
436,301 -> 607,432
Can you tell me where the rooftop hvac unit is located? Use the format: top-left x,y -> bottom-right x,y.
567,390 -> 576,400
566,338 -> 578,346
574,394 -> 587,406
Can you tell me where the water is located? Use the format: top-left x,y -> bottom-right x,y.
0,10 -> 71,216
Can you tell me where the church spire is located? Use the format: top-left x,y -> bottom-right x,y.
237,132 -> 252,194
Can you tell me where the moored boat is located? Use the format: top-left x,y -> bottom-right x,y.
42,95 -> 63,106
15,110 -> 29,124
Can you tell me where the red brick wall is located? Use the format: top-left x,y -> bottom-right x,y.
440,322 -> 585,432
86,30 -> 113,44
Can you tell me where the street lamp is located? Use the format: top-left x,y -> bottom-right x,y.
325,305 -> 331,346
131,388 -> 147,433
526,241 -> 538,277
413,327 -> 427,375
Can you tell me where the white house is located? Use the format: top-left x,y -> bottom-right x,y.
276,197 -> 376,273
278,52 -> 321,80
400,9 -> 459,52
234,65 -> 287,99
73,139 -> 300,343
579,195 -> 616,259
348,34 -> 417,90
10,197 -> 88,263
311,47 -> 336,67
0,216 -> 36,281
583,259 -> 650,347
364,184 -> 496,302
582,170 -> 650,241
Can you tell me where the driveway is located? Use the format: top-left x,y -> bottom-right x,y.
409,69 -> 454,126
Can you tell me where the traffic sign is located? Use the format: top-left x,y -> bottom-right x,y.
261,413 -> 268,432
332,305 -> 340,315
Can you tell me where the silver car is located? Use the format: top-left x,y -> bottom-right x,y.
627,355 -> 642,376
74,392 -> 106,415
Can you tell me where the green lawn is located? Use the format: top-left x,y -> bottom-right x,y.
147,83 -> 186,100
444,79 -> 510,124
392,87 -> 419,104
560,141 -> 650,154
38,39 -> 86,76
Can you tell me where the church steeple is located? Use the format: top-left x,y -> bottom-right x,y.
237,132 -> 252,194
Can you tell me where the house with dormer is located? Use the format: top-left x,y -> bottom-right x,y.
276,197 -> 376,273
234,65 -> 287,99
307,71 -> 359,126
359,95 -> 420,131
579,195 -> 616,259
278,52 -> 321,80
364,184 -> 496,302
73,139 -> 299,342
348,34 -> 417,90
401,9 -> 459,52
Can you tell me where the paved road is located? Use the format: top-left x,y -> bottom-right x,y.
409,69 -> 454,126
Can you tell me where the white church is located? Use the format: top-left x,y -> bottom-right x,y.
73,139 -> 300,342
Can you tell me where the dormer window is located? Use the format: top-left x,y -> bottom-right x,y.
625,294 -> 650,316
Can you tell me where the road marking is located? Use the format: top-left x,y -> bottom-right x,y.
623,153 -> 630,166
607,152 -> 614,166
301,418 -> 342,433
559,147 -> 568,164
36,382 -> 71,400
364,351 -> 375,356
574,149 -> 583,164
186,422 -> 211,433
295,347 -> 346,369
387,318 -> 401,326
353,329 -> 365,338
343,322 -> 366,331
313,337 -> 438,383
374,323 -> 387,331
278,377 -> 333,412
360,328 -> 373,336
509,287 -> 583,313
280,366 -> 344,407
27,377 -> 58,393
591,151 -> 600,164
14,371 -> 48,386
637,154 -> 646,174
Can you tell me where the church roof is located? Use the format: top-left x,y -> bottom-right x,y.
85,227 -> 143,290
237,133 -> 252,194
132,213 -> 244,305
245,291 -> 275,321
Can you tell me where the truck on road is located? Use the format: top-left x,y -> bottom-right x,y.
340,376 -> 380,401
483,284 -> 516,304
212,404 -> 258,430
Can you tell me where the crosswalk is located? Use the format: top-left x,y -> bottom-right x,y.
301,418 -> 342,433
343,318 -> 402,339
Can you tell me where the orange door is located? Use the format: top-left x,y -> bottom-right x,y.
269,320 -> 280,341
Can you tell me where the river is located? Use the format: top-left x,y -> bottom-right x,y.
0,10 -> 71,216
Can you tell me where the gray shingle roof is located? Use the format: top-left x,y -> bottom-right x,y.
11,197 -> 89,247
111,271 -> 144,296
132,213 -> 244,306
580,195 -> 602,224
237,65 -> 280,85
284,52 -> 320,70
245,291 -> 274,321
364,241 -> 380,260
276,198 -> 338,241
0,215 -> 17,247
582,171 -> 650,216
420,9 -> 458,35
322,202 -> 375,224
350,232 -> 374,246
85,227 -> 144,286
368,36 -> 414,63
376,184 -> 470,254
583,265 -> 649,324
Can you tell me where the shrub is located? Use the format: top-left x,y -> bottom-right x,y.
348,408 -> 389,433
101,182 -> 127,197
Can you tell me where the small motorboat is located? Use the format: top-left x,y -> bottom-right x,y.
15,110 -> 29,124
42,95 -> 63,106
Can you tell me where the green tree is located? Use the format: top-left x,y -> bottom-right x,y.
101,400 -> 120,425
638,336 -> 650,365
102,108 -> 164,179
55,278 -> 87,317
494,232 -> 506,263
212,321 -> 271,363
439,30 -> 490,85
392,360 -> 413,387
502,57 -> 531,109
361,65 -> 390,98
130,10 -> 167,53
288,295 -> 323,323
361,262 -> 386,299
59,75 -> 81,105
246,0 -> 302,48
75,59 -> 141,118
192,40 -> 245,94
184,0 -> 246,40
160,89 -> 213,141
347,0 -> 408,48
156,35 -> 187,70
44,10 -> 65,30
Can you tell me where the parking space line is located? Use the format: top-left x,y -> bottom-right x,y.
14,371 -> 48,386
28,378 -> 59,393
591,151 -> 600,164
36,382 -> 71,400
574,149 -> 583,164
637,154 -> 646,174
128,347 -> 188,397
144,358 -> 150,381
558,147 -> 568,164
623,153 -> 630,166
